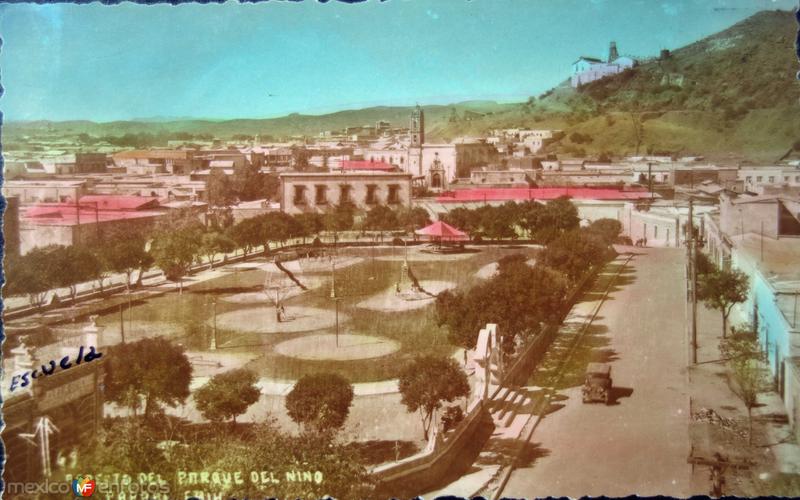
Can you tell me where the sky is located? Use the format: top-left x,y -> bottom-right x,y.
0,0 -> 795,122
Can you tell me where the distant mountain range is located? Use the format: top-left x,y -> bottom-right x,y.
6,10 -> 799,162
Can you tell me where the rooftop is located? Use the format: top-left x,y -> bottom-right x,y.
436,187 -> 654,203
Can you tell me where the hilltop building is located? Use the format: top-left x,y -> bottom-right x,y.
571,41 -> 637,88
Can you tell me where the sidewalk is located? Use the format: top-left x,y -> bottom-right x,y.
688,301 -> 800,495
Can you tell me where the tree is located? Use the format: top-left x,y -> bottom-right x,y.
364,205 -> 400,241
720,324 -> 768,445
540,229 -> 611,282
231,163 -> 264,201
399,356 -> 469,440
4,248 -> 55,309
436,257 -> 567,353
150,210 -> 204,293
47,245 -> 101,304
285,373 -> 354,434
94,227 -> 154,291
295,213 -> 325,242
325,202 -> 355,240
104,337 -> 193,419
397,206 -> 431,233
587,218 -> 623,245
262,173 -> 280,201
292,148 -> 311,171
228,217 -> 261,256
699,268 -> 749,338
206,168 -> 235,207
195,368 -> 261,427
200,231 -> 237,269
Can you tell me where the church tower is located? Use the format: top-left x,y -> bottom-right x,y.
607,41 -> 619,63
410,105 -> 425,147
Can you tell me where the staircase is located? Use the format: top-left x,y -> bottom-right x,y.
488,386 -> 532,433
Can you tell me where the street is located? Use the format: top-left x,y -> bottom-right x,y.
502,248 -> 695,498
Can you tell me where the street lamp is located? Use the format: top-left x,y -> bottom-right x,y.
330,260 -> 339,347
210,298 -> 218,351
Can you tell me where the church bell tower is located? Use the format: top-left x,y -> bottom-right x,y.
410,105 -> 425,147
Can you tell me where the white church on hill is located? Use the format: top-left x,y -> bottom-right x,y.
571,41 -> 637,88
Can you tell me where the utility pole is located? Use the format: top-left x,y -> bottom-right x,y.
119,302 -> 126,344
687,198 -> 698,365
648,162 -> 654,200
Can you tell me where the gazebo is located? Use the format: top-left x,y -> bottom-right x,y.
414,221 -> 469,250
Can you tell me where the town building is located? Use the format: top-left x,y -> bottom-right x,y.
279,171 -> 412,215
18,195 -> 165,254
702,190 -> 800,431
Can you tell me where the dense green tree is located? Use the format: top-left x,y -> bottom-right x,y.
539,229 -> 611,282
228,217 -> 262,256
231,163 -> 265,201
200,231 -> 237,268
98,231 -> 154,291
104,337 -> 193,419
285,373 -> 354,434
54,245 -> 103,303
325,202 -> 355,237
4,248 -> 55,309
295,213 -> 325,241
436,256 -> 568,352
150,210 -> 204,292
699,268 -> 749,338
441,207 -> 480,236
364,205 -> 400,241
720,323 -> 768,444
195,368 -> 261,427
587,218 -> 623,245
398,206 -> 432,232
206,168 -> 236,207
398,355 -> 470,440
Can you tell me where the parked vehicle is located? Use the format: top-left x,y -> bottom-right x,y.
582,362 -> 612,404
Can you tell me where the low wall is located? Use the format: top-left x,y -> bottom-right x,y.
370,258 -> 608,494
372,399 -> 489,497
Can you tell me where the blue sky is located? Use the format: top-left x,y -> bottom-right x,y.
0,0 -> 794,122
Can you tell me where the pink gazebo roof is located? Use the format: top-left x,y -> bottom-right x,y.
414,220 -> 469,241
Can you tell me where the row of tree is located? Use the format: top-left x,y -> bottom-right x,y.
6,203 -> 431,308
440,196 -> 581,243
435,217 -> 621,357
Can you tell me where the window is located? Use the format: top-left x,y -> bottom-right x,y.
746,176 -> 752,183
796,176 -> 799,183
785,177 -> 790,182
366,185 -> 378,204
339,185 -> 352,203
654,226 -> 658,239
757,176 -> 763,182
315,185 -> 328,205
388,185 -> 400,204
769,176 -> 775,183
293,185 -> 307,205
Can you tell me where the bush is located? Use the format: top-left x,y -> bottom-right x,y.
441,405 -> 465,432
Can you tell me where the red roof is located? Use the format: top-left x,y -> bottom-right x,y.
415,221 -> 469,240
77,195 -> 160,211
23,206 -> 163,226
436,187 -> 653,203
23,196 -> 163,227
339,160 -> 395,172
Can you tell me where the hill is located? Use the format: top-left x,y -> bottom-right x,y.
4,101 -> 517,144
492,9 -> 800,161
6,10 -> 799,162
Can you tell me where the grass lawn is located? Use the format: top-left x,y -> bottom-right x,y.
95,246 -> 539,383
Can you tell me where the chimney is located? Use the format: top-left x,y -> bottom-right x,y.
608,41 -> 619,63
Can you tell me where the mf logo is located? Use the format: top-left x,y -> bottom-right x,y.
72,475 -> 96,497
